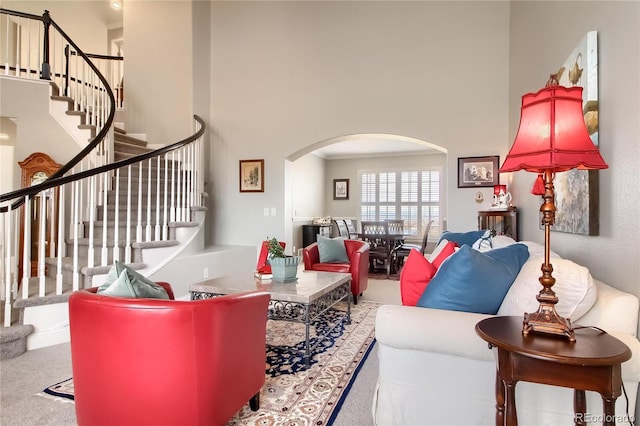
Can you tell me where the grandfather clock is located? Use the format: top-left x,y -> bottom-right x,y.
18,152 -> 62,277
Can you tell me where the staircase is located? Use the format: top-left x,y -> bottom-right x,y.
1,102 -> 207,355
0,8 -> 209,357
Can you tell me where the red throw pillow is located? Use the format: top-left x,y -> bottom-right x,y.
432,241 -> 457,269
400,249 -> 437,306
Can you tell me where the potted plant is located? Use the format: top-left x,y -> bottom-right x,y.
266,236 -> 301,282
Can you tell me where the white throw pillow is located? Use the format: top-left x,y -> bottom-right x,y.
497,256 -> 597,321
490,235 -> 517,250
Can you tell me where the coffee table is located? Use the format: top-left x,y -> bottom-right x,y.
190,270 -> 352,368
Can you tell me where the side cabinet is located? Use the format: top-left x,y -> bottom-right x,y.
478,208 -> 518,241
302,224 -> 331,248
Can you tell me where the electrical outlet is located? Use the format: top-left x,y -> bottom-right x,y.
203,267 -> 209,278
264,207 -> 270,216
271,207 -> 276,216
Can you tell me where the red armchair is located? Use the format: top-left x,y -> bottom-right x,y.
303,239 -> 369,304
69,283 -> 270,426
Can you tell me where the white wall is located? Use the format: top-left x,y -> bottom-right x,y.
292,153 -> 325,219
207,1 -> 511,247
508,2 -> 640,301
123,1 -> 193,144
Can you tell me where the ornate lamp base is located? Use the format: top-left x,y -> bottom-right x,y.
523,301 -> 576,342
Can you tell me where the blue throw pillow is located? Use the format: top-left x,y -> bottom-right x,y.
438,230 -> 488,247
317,235 -> 350,263
416,244 -> 529,314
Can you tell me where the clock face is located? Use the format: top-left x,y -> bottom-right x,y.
31,171 -> 48,186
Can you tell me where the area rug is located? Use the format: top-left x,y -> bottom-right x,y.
39,301 -> 378,425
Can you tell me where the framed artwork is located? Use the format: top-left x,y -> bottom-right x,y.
548,31 -> 599,235
239,159 -> 264,193
457,156 -> 500,188
333,179 -> 349,200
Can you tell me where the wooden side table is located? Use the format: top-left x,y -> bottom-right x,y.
475,316 -> 632,426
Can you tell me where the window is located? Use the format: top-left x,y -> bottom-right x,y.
360,169 -> 441,239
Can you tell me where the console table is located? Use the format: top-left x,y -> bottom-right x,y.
478,208 -> 518,240
302,224 -> 331,248
475,316 -> 631,426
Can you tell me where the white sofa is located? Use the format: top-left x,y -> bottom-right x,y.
372,279 -> 640,425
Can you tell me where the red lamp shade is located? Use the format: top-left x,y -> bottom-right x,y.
500,82 -> 608,173
494,184 -> 506,195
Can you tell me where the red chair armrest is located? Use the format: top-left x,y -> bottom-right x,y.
303,243 -> 320,269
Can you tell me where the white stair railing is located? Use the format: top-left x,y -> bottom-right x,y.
1,117 -> 205,327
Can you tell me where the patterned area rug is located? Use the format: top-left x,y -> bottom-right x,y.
39,301 -> 378,425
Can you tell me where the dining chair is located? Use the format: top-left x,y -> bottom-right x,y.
394,220 -> 434,271
360,221 -> 395,277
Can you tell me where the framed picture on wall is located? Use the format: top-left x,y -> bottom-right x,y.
457,156 -> 500,188
239,159 -> 264,192
333,179 -> 349,200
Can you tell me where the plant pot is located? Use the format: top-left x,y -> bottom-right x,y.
268,256 -> 301,283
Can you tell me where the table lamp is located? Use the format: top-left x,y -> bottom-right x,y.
499,74 -> 608,341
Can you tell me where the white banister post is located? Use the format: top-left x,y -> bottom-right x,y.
136,162 -> 143,243
3,210 -> 11,327
176,150 -> 182,222
56,186 -> 65,294
101,172 -> 109,266
11,209 -> 18,299
162,154 -> 169,240
124,167 -> 132,263
21,195 -> 31,299
145,159 -> 152,242
72,181 -> 80,291
38,193 -> 46,296
155,155 -> 161,241
87,177 -> 96,268
170,151 -> 176,223
113,168 -> 120,263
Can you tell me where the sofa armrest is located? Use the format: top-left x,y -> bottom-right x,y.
375,305 -> 495,362
577,280 -> 640,337
303,243 -> 320,269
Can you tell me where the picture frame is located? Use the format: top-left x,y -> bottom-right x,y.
333,178 -> 349,200
239,159 -> 264,192
457,156 -> 500,188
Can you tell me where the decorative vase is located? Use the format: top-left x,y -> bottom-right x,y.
268,256 -> 301,283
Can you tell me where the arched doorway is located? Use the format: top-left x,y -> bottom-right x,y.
284,134 -> 447,252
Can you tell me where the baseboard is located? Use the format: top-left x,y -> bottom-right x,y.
23,302 -> 70,350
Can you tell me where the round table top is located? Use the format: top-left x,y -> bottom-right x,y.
476,316 -> 632,366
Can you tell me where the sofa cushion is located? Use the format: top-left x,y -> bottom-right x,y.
98,260 -> 170,299
317,235 -> 350,263
438,230 -> 488,248
417,244 -> 529,314
400,249 -> 437,306
498,256 -> 597,321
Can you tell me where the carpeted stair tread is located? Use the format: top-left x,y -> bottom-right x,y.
0,324 -> 34,359
115,132 -> 148,147
131,240 -> 179,249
